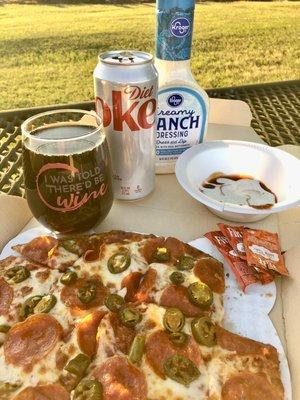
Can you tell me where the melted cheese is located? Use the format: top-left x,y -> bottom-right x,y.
0,235 -> 231,400
73,242 -> 148,291
149,263 -> 224,325
142,358 -> 209,400
52,246 -> 78,268
92,314 -> 116,366
6,268 -> 73,330
0,341 -> 61,396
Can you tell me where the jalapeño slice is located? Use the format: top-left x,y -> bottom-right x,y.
163,354 -> 200,386
21,294 -> 57,318
119,307 -> 141,328
169,332 -> 188,347
188,282 -> 213,309
153,247 -> 170,262
74,379 -> 103,400
0,324 -> 10,333
107,251 -> 131,274
0,381 -> 22,394
33,294 -> 57,314
176,255 -> 195,271
104,293 -> 124,312
65,353 -> 91,377
21,295 -> 43,318
169,271 -> 184,285
60,270 -> 78,285
78,282 -> 97,304
191,316 -> 217,347
4,266 -> 30,284
60,239 -> 80,255
128,334 -> 145,365
163,308 -> 185,333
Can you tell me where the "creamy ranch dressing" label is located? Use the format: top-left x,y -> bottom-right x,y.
156,87 -> 207,163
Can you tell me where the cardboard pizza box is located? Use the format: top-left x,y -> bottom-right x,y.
0,98 -> 299,398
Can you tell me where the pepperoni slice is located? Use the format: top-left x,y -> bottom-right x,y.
109,312 -> 136,355
13,384 -> 70,400
221,372 -> 284,400
164,237 -> 187,260
185,242 -> 207,259
134,268 -> 157,303
60,277 -> 108,315
121,272 -> 143,302
93,355 -> 147,400
141,237 -> 165,263
4,314 -> 62,368
141,236 -> 205,264
102,230 -> 152,245
77,310 -> 106,357
0,255 -> 17,269
13,236 -> 58,265
159,285 -> 208,317
145,329 -> 201,379
216,326 -> 278,363
141,237 -> 186,264
194,257 -> 225,294
0,277 -> 13,316
83,248 -> 102,263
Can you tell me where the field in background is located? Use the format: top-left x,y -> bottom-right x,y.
0,2 -> 299,110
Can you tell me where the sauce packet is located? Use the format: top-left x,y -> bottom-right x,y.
218,223 -> 247,260
205,231 -> 261,292
243,229 -> 289,276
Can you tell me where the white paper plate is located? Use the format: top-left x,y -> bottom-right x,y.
0,228 -> 292,399
175,140 -> 300,222
190,237 -> 292,400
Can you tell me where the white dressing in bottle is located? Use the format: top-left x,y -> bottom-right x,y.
155,0 -> 209,174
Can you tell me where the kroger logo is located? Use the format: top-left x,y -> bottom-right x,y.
167,94 -> 183,107
170,17 -> 190,38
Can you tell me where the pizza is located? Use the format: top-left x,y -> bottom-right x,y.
0,230 -> 284,400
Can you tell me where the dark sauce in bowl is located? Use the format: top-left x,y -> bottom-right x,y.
201,173 -> 277,209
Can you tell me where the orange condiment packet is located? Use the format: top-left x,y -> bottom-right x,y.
205,231 -> 262,292
256,268 -> 275,285
218,223 -> 247,260
243,229 -> 289,276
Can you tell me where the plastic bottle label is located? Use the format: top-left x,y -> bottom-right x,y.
156,7 -> 194,61
156,87 -> 207,163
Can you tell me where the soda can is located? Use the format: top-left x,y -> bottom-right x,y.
94,50 -> 158,200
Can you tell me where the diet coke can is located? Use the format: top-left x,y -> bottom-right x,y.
94,50 -> 158,200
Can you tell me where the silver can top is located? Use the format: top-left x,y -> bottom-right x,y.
99,50 -> 153,66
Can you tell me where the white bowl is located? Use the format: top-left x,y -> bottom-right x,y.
175,140 -> 300,222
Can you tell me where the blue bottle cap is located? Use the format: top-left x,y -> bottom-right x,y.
157,0 -> 195,10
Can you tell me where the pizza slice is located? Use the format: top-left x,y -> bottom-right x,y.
0,255 -> 64,328
207,326 -> 284,400
12,236 -> 79,270
0,313 -> 68,400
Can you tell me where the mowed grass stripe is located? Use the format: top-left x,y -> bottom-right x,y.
0,2 -> 299,110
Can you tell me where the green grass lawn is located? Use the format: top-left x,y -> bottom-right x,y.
0,2 -> 299,110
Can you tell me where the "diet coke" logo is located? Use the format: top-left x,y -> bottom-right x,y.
95,85 -> 157,133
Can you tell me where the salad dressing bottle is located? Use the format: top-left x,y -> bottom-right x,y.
155,0 -> 209,174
